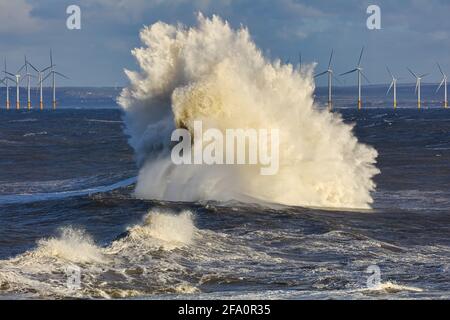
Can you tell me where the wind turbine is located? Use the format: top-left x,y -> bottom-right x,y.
27,60 -> 52,110
20,56 -> 37,110
3,59 -> 10,110
386,67 -> 399,109
5,61 -> 26,110
340,47 -> 370,110
408,68 -> 428,110
42,49 -> 69,110
436,63 -> 447,109
314,49 -> 340,110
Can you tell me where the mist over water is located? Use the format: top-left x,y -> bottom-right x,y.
119,14 -> 379,209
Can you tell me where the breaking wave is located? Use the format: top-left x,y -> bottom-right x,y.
118,14 -> 379,209
0,209 -> 198,298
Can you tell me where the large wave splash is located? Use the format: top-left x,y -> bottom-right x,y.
118,14 -> 379,209
0,210 -> 198,298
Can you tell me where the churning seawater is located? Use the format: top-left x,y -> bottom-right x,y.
0,104 -> 449,299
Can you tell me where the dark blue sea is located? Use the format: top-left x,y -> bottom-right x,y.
0,85 -> 449,299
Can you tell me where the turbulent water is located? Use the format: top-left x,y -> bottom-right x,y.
1,17 -> 450,300
0,104 -> 449,299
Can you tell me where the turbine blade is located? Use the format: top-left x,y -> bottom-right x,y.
407,68 -> 417,78
332,74 -> 343,85
41,72 -> 53,83
361,71 -> 371,84
420,73 -> 429,78
50,49 -> 53,67
386,66 -> 394,79
357,46 -> 364,67
4,71 -> 15,77
27,61 -> 39,73
41,65 -> 53,73
54,71 -> 69,79
387,81 -> 394,95
24,55 -> 28,73
415,80 -> 419,94
327,49 -> 334,70
339,68 -> 358,76
437,63 -> 445,77
436,78 -> 445,93
314,70 -> 328,78
17,63 -> 26,74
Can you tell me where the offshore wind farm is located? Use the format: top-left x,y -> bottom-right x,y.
312,46 -> 448,111
1,48 -> 448,112
0,50 -> 68,110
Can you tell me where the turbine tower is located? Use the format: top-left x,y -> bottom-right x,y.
27,60 -> 52,110
3,59 -> 10,110
408,68 -> 428,110
340,47 -> 370,110
14,75 -> 21,110
314,49 -> 340,110
42,49 -> 68,110
386,67 -> 398,109
0,77 -> 7,108
436,63 -> 448,109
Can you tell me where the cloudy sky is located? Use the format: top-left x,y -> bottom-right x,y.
0,0 -> 449,86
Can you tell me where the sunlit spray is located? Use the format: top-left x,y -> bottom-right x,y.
119,14 -> 379,209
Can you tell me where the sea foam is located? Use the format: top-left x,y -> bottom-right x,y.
119,14 -> 379,209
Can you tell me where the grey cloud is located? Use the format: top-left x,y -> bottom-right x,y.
0,0 -> 448,86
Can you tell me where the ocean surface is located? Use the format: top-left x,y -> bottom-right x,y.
0,85 -> 449,299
